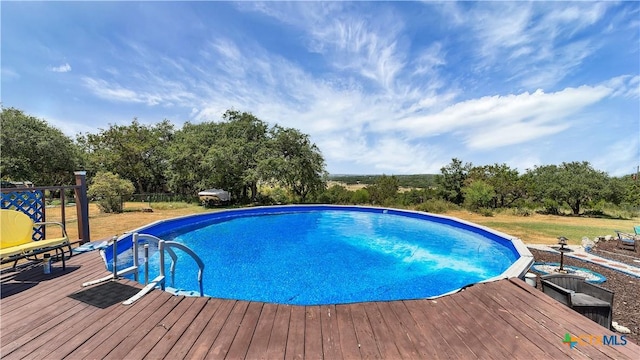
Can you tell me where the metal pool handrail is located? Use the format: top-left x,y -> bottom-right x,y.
81,233 -> 205,305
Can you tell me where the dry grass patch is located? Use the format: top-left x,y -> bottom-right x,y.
446,210 -> 639,245
44,203 -> 211,241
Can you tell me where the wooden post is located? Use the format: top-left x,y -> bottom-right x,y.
74,171 -> 90,244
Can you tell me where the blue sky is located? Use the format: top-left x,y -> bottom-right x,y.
2,1 -> 639,176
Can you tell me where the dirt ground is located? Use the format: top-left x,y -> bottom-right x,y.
529,241 -> 640,345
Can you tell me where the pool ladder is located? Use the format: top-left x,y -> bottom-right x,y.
81,233 -> 205,305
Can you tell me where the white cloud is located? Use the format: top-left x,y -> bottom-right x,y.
442,2 -> 613,89
1,67 -> 20,79
49,63 -> 72,73
81,72 -> 196,107
79,28 -> 634,175
65,3 -> 636,176
242,2 -> 407,89
387,85 -> 613,149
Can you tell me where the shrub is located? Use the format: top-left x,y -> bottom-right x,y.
88,171 -> 135,213
478,208 -> 494,217
351,188 -> 370,204
462,180 -> 495,210
414,199 -> 459,214
538,199 -> 560,215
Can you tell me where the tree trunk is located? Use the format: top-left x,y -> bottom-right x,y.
571,199 -> 581,215
250,183 -> 258,202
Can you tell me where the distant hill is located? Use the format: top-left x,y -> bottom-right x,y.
328,174 -> 438,188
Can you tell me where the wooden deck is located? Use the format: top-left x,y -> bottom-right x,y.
1,252 -> 638,359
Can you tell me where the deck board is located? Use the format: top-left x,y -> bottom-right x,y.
303,306 -> 324,359
320,305 -> 342,359
164,298 -> 224,359
226,301 -> 264,360
361,302 -> 403,359
335,304 -> 361,359
1,252 -> 638,359
206,300 -> 250,359
348,303 -> 382,359
65,290 -> 166,359
453,287 -> 549,359
286,305 -> 307,360
245,303 -> 277,359
266,304 -> 291,359
185,299 -> 236,360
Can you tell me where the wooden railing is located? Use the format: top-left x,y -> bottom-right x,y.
1,171 -> 90,244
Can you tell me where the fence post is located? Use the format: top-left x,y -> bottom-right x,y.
74,171 -> 91,244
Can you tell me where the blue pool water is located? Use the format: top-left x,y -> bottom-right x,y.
104,206 -> 523,305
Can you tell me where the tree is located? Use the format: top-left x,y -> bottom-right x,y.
468,163 -> 524,208
77,119 -> 174,193
367,175 -> 399,205
165,121 -> 223,196
0,107 -> 79,185
259,126 -> 327,202
462,180 -> 496,210
526,161 -> 609,215
88,171 -> 135,213
203,110 -> 269,202
624,176 -> 640,206
316,184 -> 352,204
436,158 -> 472,205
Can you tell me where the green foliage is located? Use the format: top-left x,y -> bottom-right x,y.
367,175 -> 399,205
328,174 -> 437,188
259,126 -> 327,201
539,198 -> 561,215
619,175 -> 640,207
468,163 -> 524,207
478,208 -> 494,217
1,107 -> 79,185
260,187 -> 292,204
88,171 -> 135,213
165,121 -> 222,196
462,180 -> 496,210
317,185 -> 353,204
526,161 -> 609,215
351,188 -> 370,204
414,199 -> 460,214
437,158 -> 472,205
77,118 -> 174,193
206,110 -> 269,202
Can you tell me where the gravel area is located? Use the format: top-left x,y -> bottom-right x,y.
529,248 -> 640,346
589,237 -> 640,267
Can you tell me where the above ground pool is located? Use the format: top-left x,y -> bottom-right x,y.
102,205 -> 533,305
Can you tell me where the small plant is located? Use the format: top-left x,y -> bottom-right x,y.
88,171 -> 135,213
478,208 -> 494,217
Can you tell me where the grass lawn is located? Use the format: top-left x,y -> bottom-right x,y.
45,203 -> 639,246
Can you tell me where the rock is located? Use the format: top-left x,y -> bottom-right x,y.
612,321 -> 631,334
582,237 -> 595,252
604,235 -> 612,241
